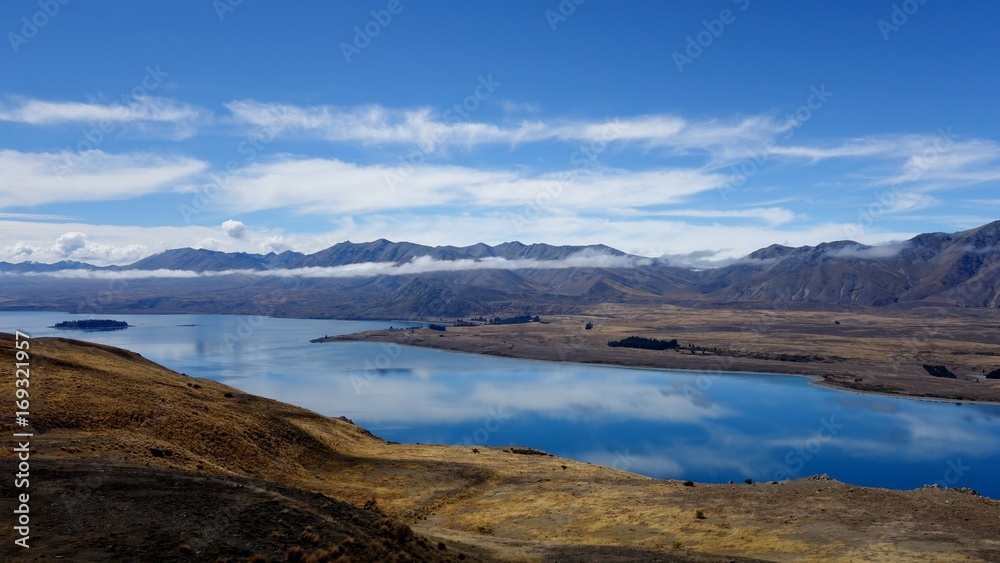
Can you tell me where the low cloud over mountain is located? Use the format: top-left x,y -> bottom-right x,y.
2,221 -> 998,316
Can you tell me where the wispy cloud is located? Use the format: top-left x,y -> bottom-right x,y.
215,156 -> 728,215
0,150 -> 207,208
887,140 -> 1000,190
225,100 -> 783,160
826,241 -> 909,259
0,212 -> 75,221
625,207 -> 797,226
0,97 -> 207,138
16,250 -> 652,279
768,138 -> 897,161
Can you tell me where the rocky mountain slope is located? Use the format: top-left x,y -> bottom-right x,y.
1,221 -> 998,316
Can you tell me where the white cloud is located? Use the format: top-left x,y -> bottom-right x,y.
6,242 -> 35,257
768,138 -> 897,161
260,235 -> 288,253
884,192 -> 938,214
894,142 -> 1000,189
0,220 -> 326,266
0,97 -> 206,138
0,149 -> 207,208
225,101 -> 534,151
628,207 -> 797,226
224,101 -> 785,162
221,219 -> 247,240
658,249 -> 738,269
826,241 -> 909,260
22,250 -> 651,279
218,156 -> 727,216
53,232 -> 89,256
48,231 -> 149,263
0,212 -> 75,221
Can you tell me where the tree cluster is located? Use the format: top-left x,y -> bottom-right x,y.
607,336 -> 680,351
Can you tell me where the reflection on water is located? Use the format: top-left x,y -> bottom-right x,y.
4,311 -> 1000,498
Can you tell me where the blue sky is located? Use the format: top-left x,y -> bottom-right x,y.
1,0 -> 998,265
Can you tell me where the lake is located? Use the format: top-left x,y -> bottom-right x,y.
4,311 -> 999,498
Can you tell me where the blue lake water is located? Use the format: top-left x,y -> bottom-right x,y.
4,311 -> 999,498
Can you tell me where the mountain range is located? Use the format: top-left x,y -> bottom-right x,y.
1,221 -> 998,317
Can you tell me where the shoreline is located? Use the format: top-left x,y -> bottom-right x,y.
317,320 -> 1000,405
339,335 -> 1000,406
6,308 -> 999,403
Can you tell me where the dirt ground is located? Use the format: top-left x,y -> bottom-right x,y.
2,333 -> 1000,562
318,304 -> 1000,403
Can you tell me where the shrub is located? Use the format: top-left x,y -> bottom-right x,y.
487,315 -> 537,325
607,336 -> 679,350
427,324 -> 447,331
375,518 -> 414,544
683,480 -> 694,487
986,369 -> 1000,380
695,510 -> 705,519
476,524 -> 495,535
923,364 -> 957,379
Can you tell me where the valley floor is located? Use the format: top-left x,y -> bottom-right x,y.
317,304 -> 1000,403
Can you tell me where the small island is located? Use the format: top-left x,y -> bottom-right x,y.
53,319 -> 129,331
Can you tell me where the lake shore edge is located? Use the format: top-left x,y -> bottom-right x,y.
315,315 -> 1000,404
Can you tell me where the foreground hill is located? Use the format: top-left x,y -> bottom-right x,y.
0,221 -> 998,317
2,334 -> 999,561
